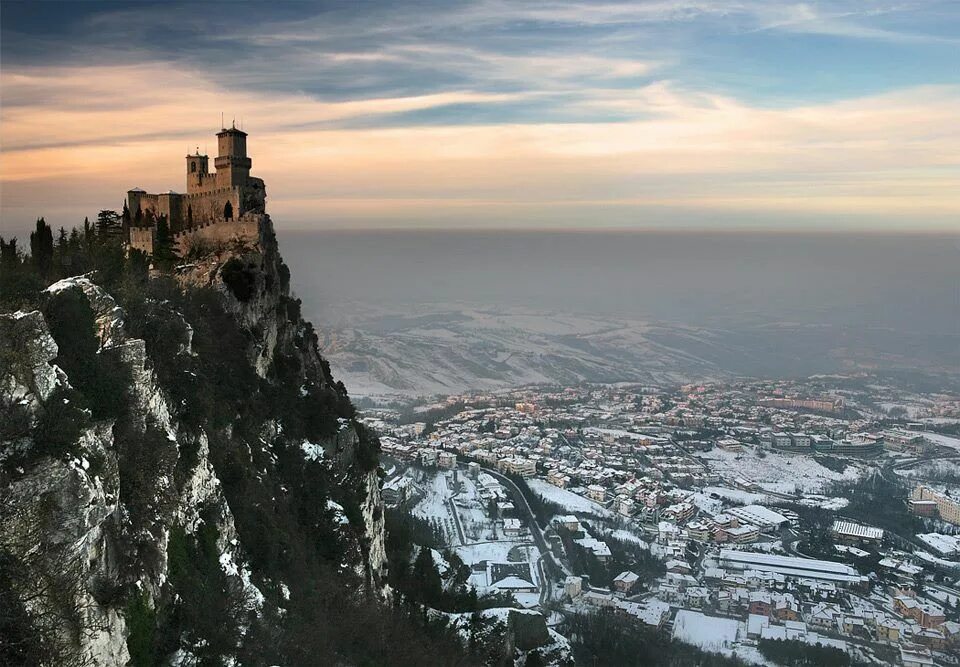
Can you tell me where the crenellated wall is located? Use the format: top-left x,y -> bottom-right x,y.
174,214 -> 263,255
129,225 -> 156,255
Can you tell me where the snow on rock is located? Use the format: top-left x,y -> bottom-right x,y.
327,500 -> 350,525
301,440 -> 326,462
429,547 -> 451,576
0,310 -> 62,406
219,551 -> 240,577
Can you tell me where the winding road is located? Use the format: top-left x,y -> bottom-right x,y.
457,461 -> 566,603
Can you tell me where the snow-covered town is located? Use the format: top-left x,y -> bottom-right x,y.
365,378 -> 960,666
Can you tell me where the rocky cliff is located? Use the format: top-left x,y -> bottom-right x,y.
0,216 -> 388,665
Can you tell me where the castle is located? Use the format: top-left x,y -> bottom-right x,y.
126,124 -> 266,255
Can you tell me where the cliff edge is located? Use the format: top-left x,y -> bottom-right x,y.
0,216 -> 389,665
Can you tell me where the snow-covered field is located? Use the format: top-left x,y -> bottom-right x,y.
317,304 -> 722,397
605,529 -> 650,549
701,486 -> 769,505
451,474 -> 499,542
795,495 -> 850,511
896,458 -> 960,481
456,541 -> 536,566
413,470 -> 542,606
672,610 -> 741,652
696,449 -> 863,494
412,472 -> 462,545
923,432 -> 960,453
527,479 -> 613,517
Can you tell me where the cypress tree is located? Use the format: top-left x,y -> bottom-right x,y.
154,214 -> 175,266
29,217 -> 54,276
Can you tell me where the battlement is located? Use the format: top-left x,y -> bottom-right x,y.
128,212 -> 266,257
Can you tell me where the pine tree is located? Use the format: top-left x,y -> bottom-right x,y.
96,209 -> 122,245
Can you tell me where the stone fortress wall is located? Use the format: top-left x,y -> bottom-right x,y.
173,213 -> 264,256
128,187 -> 245,231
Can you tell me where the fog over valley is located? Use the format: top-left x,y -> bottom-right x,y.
279,229 -> 960,396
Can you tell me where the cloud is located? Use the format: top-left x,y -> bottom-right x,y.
1,56 -> 957,233
1,0 -> 958,233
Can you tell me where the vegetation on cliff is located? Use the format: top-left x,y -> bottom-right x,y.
0,214 -> 482,665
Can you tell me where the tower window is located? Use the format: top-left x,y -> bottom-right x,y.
190,162 -> 197,173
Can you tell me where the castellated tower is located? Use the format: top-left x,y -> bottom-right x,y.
126,125 -> 267,255
185,150 -> 210,191
214,126 -> 252,188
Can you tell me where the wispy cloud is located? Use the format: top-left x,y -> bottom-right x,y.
1,0 -> 958,233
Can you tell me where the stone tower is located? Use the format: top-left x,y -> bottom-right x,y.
215,124 -> 252,189
185,149 -> 210,193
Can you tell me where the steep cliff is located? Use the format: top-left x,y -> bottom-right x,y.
0,216 -> 390,665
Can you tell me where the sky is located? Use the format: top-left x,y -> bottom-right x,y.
1,0 -> 959,235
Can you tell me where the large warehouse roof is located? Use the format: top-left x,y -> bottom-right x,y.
728,505 -> 790,528
831,520 -> 883,541
719,550 -> 865,584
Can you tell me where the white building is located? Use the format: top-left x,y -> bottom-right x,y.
438,451 -> 458,469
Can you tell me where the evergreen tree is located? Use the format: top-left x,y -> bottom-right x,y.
121,201 -> 131,239
96,209 -> 122,245
0,237 -> 16,263
411,547 -> 443,607
83,216 -> 95,253
154,214 -> 176,266
29,217 -> 54,277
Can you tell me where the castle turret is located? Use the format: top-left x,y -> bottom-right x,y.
185,148 -> 210,193
214,124 -> 252,188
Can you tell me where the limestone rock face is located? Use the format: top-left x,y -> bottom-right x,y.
362,468 -> 389,591
45,275 -> 126,349
0,309 -> 63,407
1,216 -> 388,664
2,418 -> 129,666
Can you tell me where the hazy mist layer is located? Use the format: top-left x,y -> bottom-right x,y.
280,229 -> 960,334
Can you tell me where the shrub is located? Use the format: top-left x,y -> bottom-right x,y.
125,591 -> 156,667
0,398 -> 31,442
220,257 -> 257,302
43,288 -> 130,420
28,387 -> 89,463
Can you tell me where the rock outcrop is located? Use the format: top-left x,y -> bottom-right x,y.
0,215 -> 387,664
